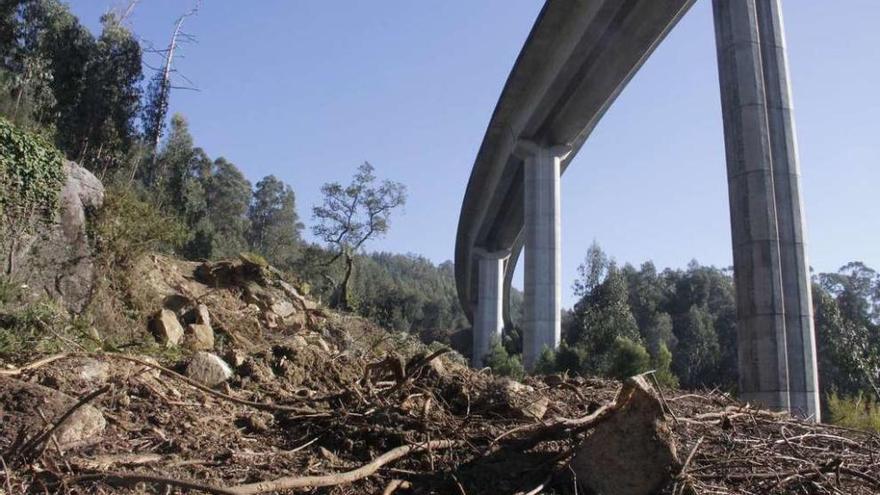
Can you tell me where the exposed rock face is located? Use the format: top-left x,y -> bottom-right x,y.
0,377 -> 106,446
570,375 -> 679,495
5,161 -> 104,312
187,352 -> 232,387
150,309 -> 184,347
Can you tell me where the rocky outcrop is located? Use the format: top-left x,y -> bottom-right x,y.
137,254 -> 321,352
5,160 -> 104,312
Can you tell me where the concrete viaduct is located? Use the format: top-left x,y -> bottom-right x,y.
454,0 -> 819,420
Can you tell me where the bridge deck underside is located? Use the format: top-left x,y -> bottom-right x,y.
455,0 -> 695,323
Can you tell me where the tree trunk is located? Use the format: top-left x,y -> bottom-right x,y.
337,251 -> 354,311
12,85 -> 24,121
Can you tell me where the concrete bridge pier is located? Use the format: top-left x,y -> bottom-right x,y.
713,0 -> 819,420
472,249 -> 508,367
517,141 -> 569,369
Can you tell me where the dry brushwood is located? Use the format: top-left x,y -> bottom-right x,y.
69,440 -> 462,494
2,347 -> 879,494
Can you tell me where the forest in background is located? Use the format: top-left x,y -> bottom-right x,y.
1,0 -> 878,426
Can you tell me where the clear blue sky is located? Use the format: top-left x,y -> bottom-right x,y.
68,1 -> 879,308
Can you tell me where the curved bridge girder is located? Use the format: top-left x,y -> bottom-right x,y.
455,0 -> 695,326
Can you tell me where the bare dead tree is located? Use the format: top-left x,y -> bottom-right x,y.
134,0 -> 201,184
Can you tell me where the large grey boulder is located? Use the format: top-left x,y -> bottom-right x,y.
4,160 -> 104,312
570,376 -> 679,495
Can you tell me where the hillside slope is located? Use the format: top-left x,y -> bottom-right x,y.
0,254 -> 878,495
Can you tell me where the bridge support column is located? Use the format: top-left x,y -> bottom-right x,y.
473,249 -> 508,367
518,141 -> 568,369
713,0 -> 819,420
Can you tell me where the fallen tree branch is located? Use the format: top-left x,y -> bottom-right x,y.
381,478 -> 412,495
69,440 -> 462,494
0,353 -> 70,375
68,472 -> 238,495
228,439 -> 461,494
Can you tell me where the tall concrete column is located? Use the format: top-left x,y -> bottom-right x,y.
714,0 -> 818,420
517,141 -> 568,369
473,249 -> 508,367
754,0 -> 820,421
713,0 -> 790,413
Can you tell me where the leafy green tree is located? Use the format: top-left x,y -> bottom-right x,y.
483,336 -> 525,379
671,304 -> 721,388
820,262 -> 880,327
814,272 -> 880,402
652,343 -> 679,388
248,175 -> 303,265
573,240 -> 609,298
554,341 -> 588,373
205,157 -> 251,258
151,114 -> 195,201
607,336 -> 651,379
1,0 -> 88,130
346,252 -> 467,340
63,13 -> 142,172
312,162 -> 406,309
662,262 -> 737,389
533,346 -> 557,375
569,262 -> 641,374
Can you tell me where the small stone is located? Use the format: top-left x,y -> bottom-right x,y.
305,335 -> 331,353
498,378 -> 548,420
56,402 -> 106,446
225,348 -> 247,368
270,300 -> 296,318
501,378 -> 534,395
150,309 -> 184,347
75,358 -> 110,384
289,335 -> 309,349
239,413 -> 272,433
264,311 -> 279,329
195,304 -> 211,327
184,323 -> 214,351
283,312 -> 307,331
427,356 -> 447,377
135,355 -> 162,379
522,396 -> 550,420
186,352 -> 232,387
570,375 -> 679,495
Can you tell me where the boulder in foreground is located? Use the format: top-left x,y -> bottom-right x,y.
570,375 -> 679,495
